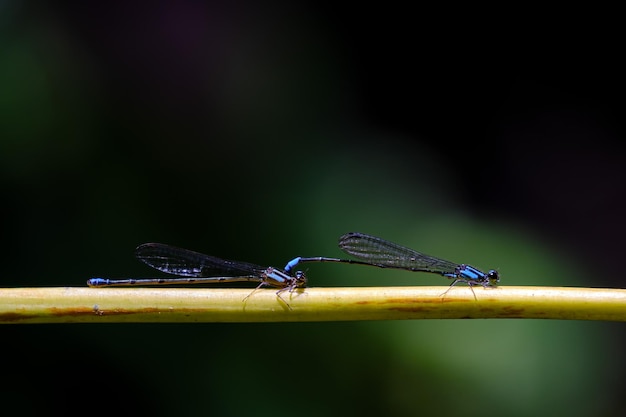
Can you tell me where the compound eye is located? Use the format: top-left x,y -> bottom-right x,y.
295,270 -> 307,282
487,270 -> 500,283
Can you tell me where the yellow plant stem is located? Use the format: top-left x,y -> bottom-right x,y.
1,286 -> 625,323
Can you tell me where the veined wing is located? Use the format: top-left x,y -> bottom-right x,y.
135,243 -> 267,277
338,232 -> 459,274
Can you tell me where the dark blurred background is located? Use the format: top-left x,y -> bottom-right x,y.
2,2 -> 625,416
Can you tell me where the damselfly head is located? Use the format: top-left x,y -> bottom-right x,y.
294,270 -> 307,287
486,270 -> 500,286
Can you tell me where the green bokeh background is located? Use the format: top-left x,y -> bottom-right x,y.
2,3 -> 625,417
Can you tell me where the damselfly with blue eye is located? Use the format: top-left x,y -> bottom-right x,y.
88,243 -> 307,304
284,232 -> 499,295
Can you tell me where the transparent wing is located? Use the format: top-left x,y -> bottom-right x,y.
338,232 -> 459,274
135,243 -> 266,277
